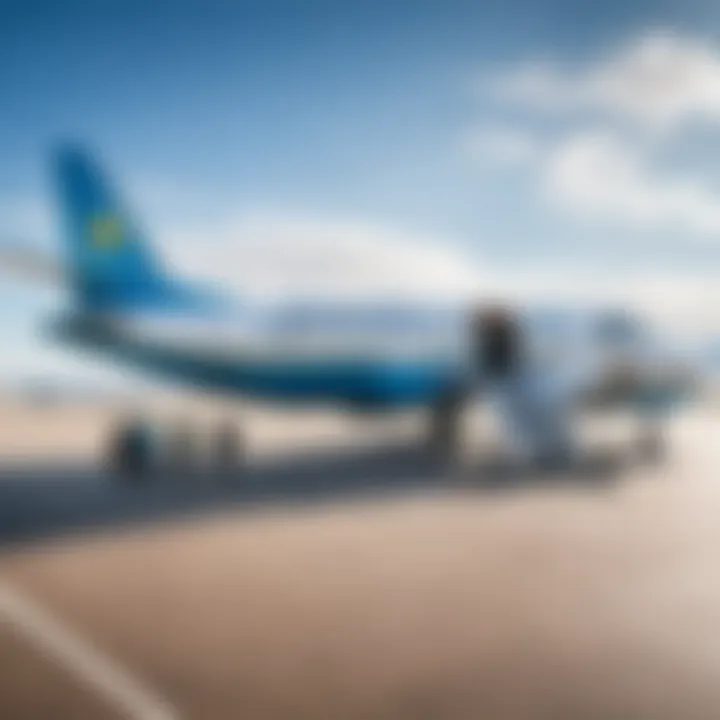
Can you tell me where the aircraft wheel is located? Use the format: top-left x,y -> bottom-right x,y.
107,417 -> 155,483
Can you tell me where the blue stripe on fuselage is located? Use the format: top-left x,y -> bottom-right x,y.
65,323 -> 459,407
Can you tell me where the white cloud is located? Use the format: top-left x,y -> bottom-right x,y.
542,130 -> 720,236
460,126 -> 539,166
473,31 -> 720,239
493,29 -> 720,131
160,211 -> 485,301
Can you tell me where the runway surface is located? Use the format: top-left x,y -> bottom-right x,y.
1,408 -> 720,719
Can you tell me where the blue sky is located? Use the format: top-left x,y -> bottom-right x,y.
3,0 -> 720,384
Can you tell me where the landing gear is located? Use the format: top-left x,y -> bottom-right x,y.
106,415 -> 246,483
427,384 -> 466,462
106,416 -> 156,482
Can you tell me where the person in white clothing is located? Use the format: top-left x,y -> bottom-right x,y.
473,307 -> 576,466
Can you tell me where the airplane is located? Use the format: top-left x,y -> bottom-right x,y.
0,146 -> 695,477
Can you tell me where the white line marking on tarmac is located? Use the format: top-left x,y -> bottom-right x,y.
0,582 -> 180,720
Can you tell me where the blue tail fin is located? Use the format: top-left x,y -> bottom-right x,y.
54,145 -> 167,309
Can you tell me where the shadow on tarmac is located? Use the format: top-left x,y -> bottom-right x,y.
0,441 -> 627,547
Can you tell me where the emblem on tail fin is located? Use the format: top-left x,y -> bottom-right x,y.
89,215 -> 123,249
56,144 -> 168,306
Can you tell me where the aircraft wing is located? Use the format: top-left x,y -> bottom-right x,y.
0,241 -> 65,286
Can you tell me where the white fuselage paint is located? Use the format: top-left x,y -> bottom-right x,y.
105,299 -> 649,381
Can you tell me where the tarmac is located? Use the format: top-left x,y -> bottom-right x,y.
1,405 -> 720,719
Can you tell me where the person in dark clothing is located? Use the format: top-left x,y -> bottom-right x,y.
473,307 -> 522,380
